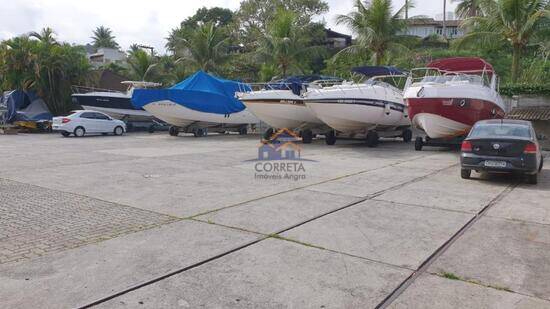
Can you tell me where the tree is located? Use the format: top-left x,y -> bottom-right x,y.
91,26 -> 119,49
258,10 -> 324,77
181,7 -> 234,28
455,0 -> 550,82
0,33 -> 90,115
335,0 -> 409,65
171,22 -> 228,73
127,49 -> 158,81
452,0 -> 485,18
166,7 -> 234,54
29,27 -> 58,45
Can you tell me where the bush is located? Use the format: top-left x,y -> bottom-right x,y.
500,84 -> 550,97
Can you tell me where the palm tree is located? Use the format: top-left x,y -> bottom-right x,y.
171,22 -> 228,73
335,0 -> 409,65
91,26 -> 119,49
258,10 -> 323,77
452,0 -> 485,18
29,27 -> 58,45
127,49 -> 158,81
455,0 -> 550,82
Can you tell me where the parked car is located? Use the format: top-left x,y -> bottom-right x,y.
460,119 -> 543,184
52,110 -> 126,137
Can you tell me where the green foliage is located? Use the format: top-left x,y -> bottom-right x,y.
334,0 -> 409,65
257,9 -> 325,77
181,7 -> 234,29
91,26 -> 119,49
454,0 -> 550,82
322,51 -> 370,79
0,32 -> 90,115
499,84 -> 550,97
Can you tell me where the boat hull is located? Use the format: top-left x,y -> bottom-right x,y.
305,99 -> 410,133
73,93 -> 153,120
242,99 -> 324,129
407,97 -> 505,139
143,100 -> 259,128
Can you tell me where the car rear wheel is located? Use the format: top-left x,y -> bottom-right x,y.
461,168 -> 471,179
74,126 -> 85,137
114,126 -> 124,136
61,132 -> 70,137
527,173 -> 538,185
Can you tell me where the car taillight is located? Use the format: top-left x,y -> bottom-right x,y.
524,143 -> 538,154
62,118 -> 71,123
461,140 -> 472,152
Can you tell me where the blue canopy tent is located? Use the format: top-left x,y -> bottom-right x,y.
132,71 -> 250,115
1,90 -> 52,123
351,66 -> 404,77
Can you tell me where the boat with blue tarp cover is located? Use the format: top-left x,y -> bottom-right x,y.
132,71 -> 259,136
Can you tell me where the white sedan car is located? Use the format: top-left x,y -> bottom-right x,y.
52,110 -> 126,137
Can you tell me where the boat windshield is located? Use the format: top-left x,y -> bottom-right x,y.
411,68 -> 489,87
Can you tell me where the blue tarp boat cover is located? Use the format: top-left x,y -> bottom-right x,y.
267,75 -> 342,96
0,90 -> 53,123
131,71 -> 250,115
351,66 -> 404,77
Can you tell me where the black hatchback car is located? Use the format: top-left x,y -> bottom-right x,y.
460,119 -> 544,184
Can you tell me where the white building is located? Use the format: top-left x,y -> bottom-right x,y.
87,48 -> 126,67
399,18 -> 464,39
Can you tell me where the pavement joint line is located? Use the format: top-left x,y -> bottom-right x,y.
370,198 -> 479,215
374,181 -> 520,309
79,160 -> 454,308
427,271 -> 550,302
0,176 -> 183,221
483,214 -> 550,228
186,153 -> 442,219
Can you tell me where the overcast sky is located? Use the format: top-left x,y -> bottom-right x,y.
0,0 -> 457,53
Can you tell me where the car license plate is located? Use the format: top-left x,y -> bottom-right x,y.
484,160 -> 507,168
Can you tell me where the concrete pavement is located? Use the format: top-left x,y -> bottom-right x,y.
0,132 -> 549,308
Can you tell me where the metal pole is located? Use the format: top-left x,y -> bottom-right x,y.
443,0 -> 447,39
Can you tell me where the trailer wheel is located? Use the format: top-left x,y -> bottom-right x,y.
263,128 -> 274,141
366,131 -> 379,147
325,130 -> 336,145
402,128 -> 413,143
301,129 -> 313,144
193,128 -> 205,137
169,126 -> 179,136
414,137 -> 423,151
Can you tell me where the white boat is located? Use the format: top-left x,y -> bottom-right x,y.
71,81 -> 161,121
304,66 -> 411,146
403,57 -> 505,150
236,76 -> 341,143
132,71 -> 260,137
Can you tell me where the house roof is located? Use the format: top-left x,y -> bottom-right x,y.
324,28 -> 352,39
404,18 -> 462,27
507,106 -> 550,121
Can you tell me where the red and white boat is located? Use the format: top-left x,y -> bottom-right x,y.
404,57 -> 505,141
